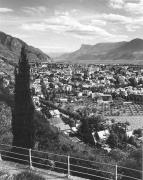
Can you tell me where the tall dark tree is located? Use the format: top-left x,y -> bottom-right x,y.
77,110 -> 94,146
12,46 -> 35,149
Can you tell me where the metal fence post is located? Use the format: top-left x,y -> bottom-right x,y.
115,164 -> 118,180
68,155 -> 70,178
29,149 -> 33,169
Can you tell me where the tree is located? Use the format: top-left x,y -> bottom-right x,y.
128,136 -> 137,147
107,122 -> 129,149
40,78 -> 49,100
12,46 -> 35,149
77,110 -> 94,145
109,149 -> 128,161
133,128 -> 142,138
88,115 -> 106,131
107,132 -> 119,148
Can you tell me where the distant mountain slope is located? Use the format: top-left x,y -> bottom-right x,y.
0,31 -> 52,63
57,38 -> 143,64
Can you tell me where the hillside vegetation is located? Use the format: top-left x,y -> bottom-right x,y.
0,31 -> 52,64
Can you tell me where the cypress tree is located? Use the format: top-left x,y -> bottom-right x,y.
12,46 -> 35,149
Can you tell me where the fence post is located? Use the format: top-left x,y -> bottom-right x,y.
115,164 -> 118,180
0,153 -> 2,161
29,149 -> 33,169
68,155 -> 70,178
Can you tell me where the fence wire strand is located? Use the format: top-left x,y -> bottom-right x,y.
0,143 -> 142,180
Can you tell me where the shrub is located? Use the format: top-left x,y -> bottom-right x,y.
119,148 -> 142,180
14,171 -> 45,180
133,129 -> 142,138
0,103 -> 13,145
109,149 -> 128,161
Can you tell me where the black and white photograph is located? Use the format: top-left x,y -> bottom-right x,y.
0,0 -> 142,179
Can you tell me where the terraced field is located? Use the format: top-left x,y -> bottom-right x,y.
102,103 -> 143,116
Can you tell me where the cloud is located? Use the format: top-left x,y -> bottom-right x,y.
124,0 -> 143,14
54,10 -> 70,16
126,25 -> 140,32
39,46 -> 67,50
91,12 -> 143,32
67,28 -> 112,39
109,0 -> 124,9
109,0 -> 143,14
95,13 -> 131,24
90,19 -> 106,26
105,34 -> 128,41
21,13 -> 114,39
0,8 -> 13,13
22,6 -> 47,16
21,6 -> 142,35
106,14 -> 143,31
80,17 -> 106,27
20,10 -> 130,42
12,33 -> 29,39
21,23 -> 47,31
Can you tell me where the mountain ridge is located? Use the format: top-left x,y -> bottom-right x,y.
56,38 -> 143,64
0,31 -> 52,64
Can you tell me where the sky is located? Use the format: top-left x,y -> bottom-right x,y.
0,0 -> 143,53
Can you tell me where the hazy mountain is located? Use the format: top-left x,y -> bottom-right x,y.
48,52 -> 67,58
0,31 -> 52,64
56,38 -> 143,64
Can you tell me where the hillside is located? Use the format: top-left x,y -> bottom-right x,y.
57,38 -> 143,64
0,31 -> 52,64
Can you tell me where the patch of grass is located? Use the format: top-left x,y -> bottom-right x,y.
0,170 -> 11,180
14,171 -> 45,180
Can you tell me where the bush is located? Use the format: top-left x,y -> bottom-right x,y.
119,148 -> 142,180
109,149 -> 128,161
0,170 -> 11,179
14,171 -> 45,180
133,129 -> 142,138
0,103 -> 13,145
128,136 -> 137,147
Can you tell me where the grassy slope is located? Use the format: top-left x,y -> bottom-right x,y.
0,160 -> 86,180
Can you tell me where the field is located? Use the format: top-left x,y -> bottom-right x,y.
107,116 -> 143,130
103,103 -> 143,116
60,98 -> 143,131
69,100 -> 143,116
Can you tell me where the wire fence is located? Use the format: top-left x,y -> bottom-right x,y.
0,143 -> 142,180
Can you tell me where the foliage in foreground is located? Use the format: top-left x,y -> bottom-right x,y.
14,171 -> 45,180
0,102 -> 13,145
